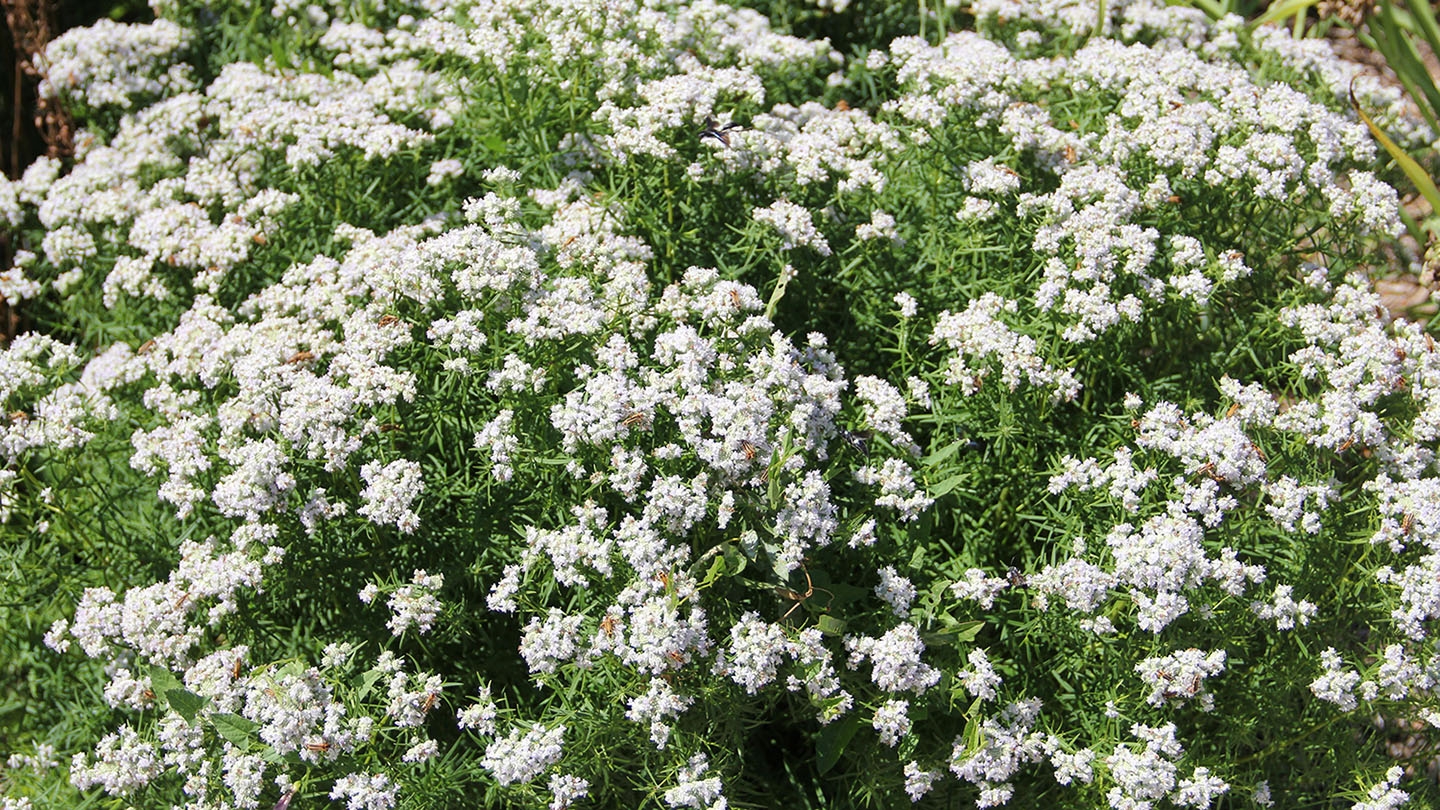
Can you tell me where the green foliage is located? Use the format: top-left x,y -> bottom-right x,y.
2,0 -> 1439,808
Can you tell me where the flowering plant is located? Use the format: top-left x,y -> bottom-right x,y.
2,0 -> 1438,808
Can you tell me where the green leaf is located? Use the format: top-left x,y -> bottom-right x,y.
816,614 -> 848,635
1251,0 -> 1320,29
907,544 -> 927,572
928,619 -> 986,647
929,473 -> 967,497
1376,4 -> 1440,131
923,439 -> 963,468
699,554 -> 728,590
211,713 -> 259,747
1350,80 -> 1440,222
1408,0 -> 1440,84
764,265 -> 795,321
148,664 -> 182,696
953,620 -> 985,644
165,688 -> 208,722
960,697 -> 985,752
815,712 -> 860,775
722,543 -> 747,577
357,667 -> 385,696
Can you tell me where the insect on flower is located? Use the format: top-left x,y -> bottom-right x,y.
600,613 -> 618,637
287,350 -> 314,364
623,411 -> 647,428
740,440 -> 758,461
699,115 -> 741,148
839,429 -> 871,455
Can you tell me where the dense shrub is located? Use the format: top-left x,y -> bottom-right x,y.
1,0 -> 1438,807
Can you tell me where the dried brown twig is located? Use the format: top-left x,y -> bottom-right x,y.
3,0 -> 72,169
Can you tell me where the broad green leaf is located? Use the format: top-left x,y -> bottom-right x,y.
815,712 -> 861,775
928,620 -> 986,647
699,554 -> 728,590
165,688 -> 207,723
148,664 -> 182,696
211,713 -> 259,747
764,265 -> 795,321
951,620 -> 985,644
817,614 -> 848,635
357,667 -> 385,696
907,544 -> 927,572
722,543 -> 747,577
923,439 -> 963,468
929,473 -> 967,497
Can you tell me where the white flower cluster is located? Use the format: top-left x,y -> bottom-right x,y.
872,698 -> 912,747
948,699 -> 1049,808
751,199 -> 833,256
357,459 -> 425,534
1135,648 -> 1227,710
663,753 -> 726,810
13,0 -> 1440,805
482,724 -> 567,786
360,569 -> 444,636
330,772 -> 397,810
844,623 -> 941,695
930,293 -> 1082,401
37,19 -> 195,109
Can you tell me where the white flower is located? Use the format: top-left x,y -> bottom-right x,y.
329,772 -> 397,810
664,753 -> 726,810
482,724 -> 566,786
872,699 -> 911,746
357,459 -> 424,533
752,199 -> 832,255
874,566 -> 917,616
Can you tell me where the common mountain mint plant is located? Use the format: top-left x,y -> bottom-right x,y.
2,0 -> 1439,807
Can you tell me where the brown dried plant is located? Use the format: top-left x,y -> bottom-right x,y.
3,0 -> 72,167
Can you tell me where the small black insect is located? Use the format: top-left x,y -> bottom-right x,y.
839,428 -> 871,455
1006,567 -> 1028,588
699,115 -> 741,147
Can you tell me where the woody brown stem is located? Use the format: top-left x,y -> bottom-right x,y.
2,0 -> 72,160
